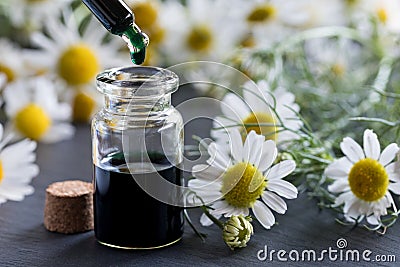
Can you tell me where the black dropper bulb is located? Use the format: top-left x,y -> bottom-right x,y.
82,0 -> 149,64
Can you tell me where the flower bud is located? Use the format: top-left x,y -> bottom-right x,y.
222,215 -> 253,250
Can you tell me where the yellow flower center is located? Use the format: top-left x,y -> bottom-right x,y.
15,104 -> 51,140
247,4 -> 276,23
73,92 -> 96,122
58,44 -> 99,86
132,2 -> 158,30
331,63 -> 345,77
348,158 -> 389,202
0,160 -> 3,184
377,8 -> 388,24
344,0 -> 359,6
186,25 -> 213,52
242,112 -> 277,141
0,63 -> 15,83
221,162 -> 266,208
240,33 -> 256,48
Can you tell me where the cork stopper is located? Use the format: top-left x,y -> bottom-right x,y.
44,180 -> 94,234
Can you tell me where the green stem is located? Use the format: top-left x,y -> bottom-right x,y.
184,210 -> 206,242
201,206 -> 224,229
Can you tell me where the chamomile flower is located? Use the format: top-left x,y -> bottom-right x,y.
29,9 -> 128,88
0,123 -> 39,205
0,39 -> 27,84
3,77 -> 75,143
189,129 -> 298,229
237,0 -> 293,48
281,0 -> 346,29
159,0 -> 244,64
5,0 -> 73,29
212,80 -> 303,146
364,0 -> 400,33
325,129 -> 400,225
304,38 -> 363,80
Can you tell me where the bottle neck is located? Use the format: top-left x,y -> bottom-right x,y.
104,94 -> 172,115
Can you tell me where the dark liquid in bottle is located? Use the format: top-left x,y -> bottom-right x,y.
94,153 -> 183,249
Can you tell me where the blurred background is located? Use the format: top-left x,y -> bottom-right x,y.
0,0 -> 399,146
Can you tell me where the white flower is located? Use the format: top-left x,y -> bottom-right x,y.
3,77 -> 75,143
4,0 -> 73,29
212,80 -> 303,146
0,124 -> 39,205
29,9 -> 129,89
0,39 -> 29,84
189,129 -> 298,229
280,0 -> 346,29
304,38 -> 363,80
325,129 -> 400,225
159,0 -> 245,64
362,0 -> 400,33
237,0 -> 292,48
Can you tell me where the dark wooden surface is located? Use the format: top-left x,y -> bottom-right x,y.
0,90 -> 399,266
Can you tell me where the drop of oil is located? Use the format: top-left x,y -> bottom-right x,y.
122,25 -> 149,65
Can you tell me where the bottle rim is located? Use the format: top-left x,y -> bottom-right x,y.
96,66 -> 179,98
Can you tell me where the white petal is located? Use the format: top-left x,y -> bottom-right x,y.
253,200 -> 275,229
258,140 -> 277,172
211,201 -> 234,216
0,124 -> 3,141
333,192 -> 352,207
266,160 -> 296,180
207,142 -> 230,170
228,128 -> 243,163
386,163 -> 400,182
40,123 -> 75,143
340,137 -> 364,163
195,191 -> 223,205
187,179 -> 216,190
267,180 -> 298,199
363,129 -> 380,160
262,191 -> 287,214
192,164 -> 223,181
366,215 -> 380,225
385,191 -> 397,212
243,130 -> 257,163
328,180 -> 350,193
2,165 -> 39,184
388,182 -> 400,195
230,207 -> 249,216
221,93 -> 249,120
248,132 -> 264,166
345,198 -> 362,219
200,213 -> 219,226
324,157 -> 352,179
243,81 -> 271,113
379,143 -> 399,166
223,206 -> 239,217
0,185 -> 33,201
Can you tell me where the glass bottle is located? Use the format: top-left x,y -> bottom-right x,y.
92,66 -> 184,249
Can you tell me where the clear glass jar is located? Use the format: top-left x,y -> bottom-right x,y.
92,66 -> 184,249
